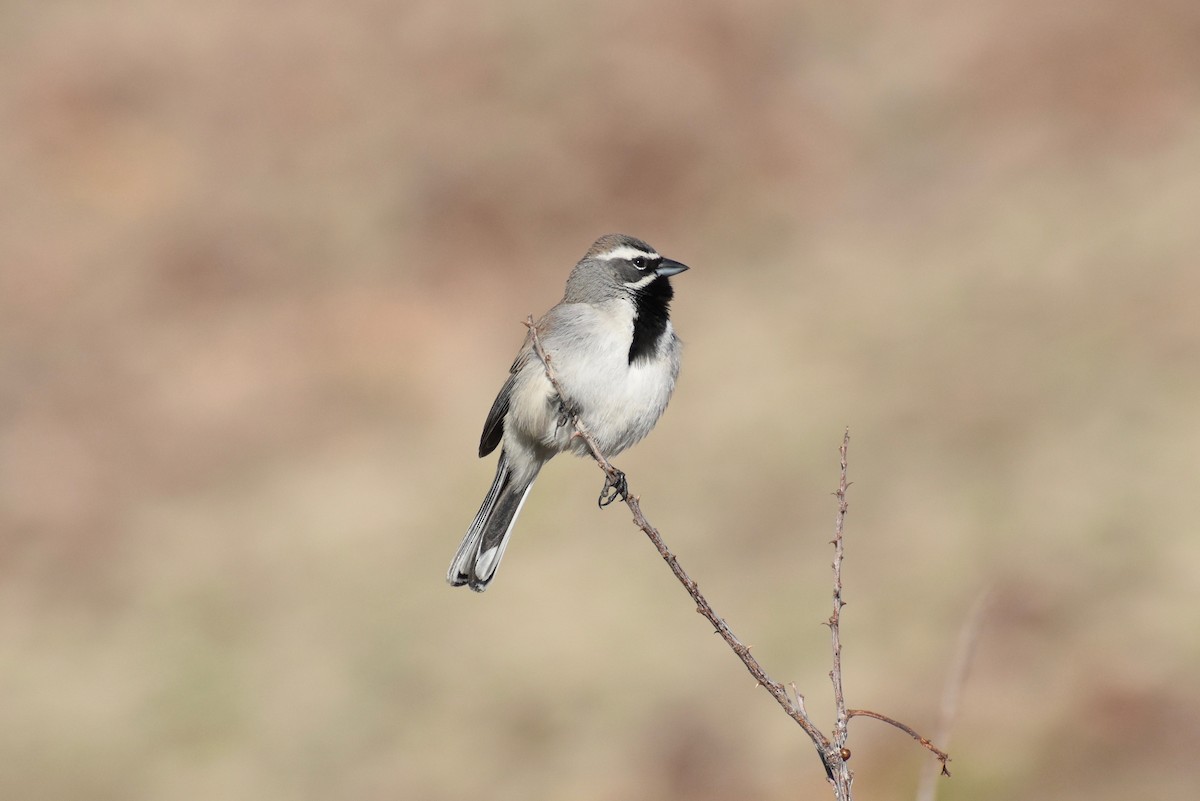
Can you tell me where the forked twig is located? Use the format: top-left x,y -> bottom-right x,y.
524,316 -> 949,798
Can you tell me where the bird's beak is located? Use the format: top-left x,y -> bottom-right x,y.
655,258 -> 689,277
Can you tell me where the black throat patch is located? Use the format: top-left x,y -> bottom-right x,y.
628,277 -> 674,364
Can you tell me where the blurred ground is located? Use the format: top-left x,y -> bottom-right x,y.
2,1 -> 1199,799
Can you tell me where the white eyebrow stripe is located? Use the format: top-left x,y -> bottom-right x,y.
596,245 -> 660,261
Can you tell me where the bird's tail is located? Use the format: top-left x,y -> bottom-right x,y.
447,450 -> 537,592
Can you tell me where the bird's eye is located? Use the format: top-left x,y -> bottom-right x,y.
632,257 -> 648,270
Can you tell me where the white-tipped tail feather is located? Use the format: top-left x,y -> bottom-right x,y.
447,451 -> 537,592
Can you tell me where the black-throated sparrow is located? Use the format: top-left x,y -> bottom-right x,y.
447,233 -> 689,592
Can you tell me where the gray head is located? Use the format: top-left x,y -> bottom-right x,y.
563,233 -> 689,303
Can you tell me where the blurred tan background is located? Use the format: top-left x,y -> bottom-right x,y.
2,1 -> 1199,799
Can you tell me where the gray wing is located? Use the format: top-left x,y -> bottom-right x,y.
478,332 -> 534,458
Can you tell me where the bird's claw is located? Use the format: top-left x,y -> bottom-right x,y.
598,470 -> 628,508
555,397 -> 579,431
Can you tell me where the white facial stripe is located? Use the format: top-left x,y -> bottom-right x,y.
596,245 -> 660,262
622,273 -> 658,289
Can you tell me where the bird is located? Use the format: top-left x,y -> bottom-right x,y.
447,233 -> 689,592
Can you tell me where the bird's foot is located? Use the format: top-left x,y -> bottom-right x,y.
555,397 -> 580,431
598,470 -> 628,509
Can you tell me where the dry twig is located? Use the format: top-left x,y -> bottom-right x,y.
826,431 -> 854,797
524,317 -> 949,799
848,709 -> 951,774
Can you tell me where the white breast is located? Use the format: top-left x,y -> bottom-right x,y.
506,299 -> 679,459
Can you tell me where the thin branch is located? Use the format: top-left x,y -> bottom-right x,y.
829,431 -> 851,741
826,429 -> 854,797
524,317 -> 949,799
848,709 -> 951,776
525,317 -> 833,758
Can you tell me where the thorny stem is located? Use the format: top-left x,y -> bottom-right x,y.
827,430 -> 853,797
